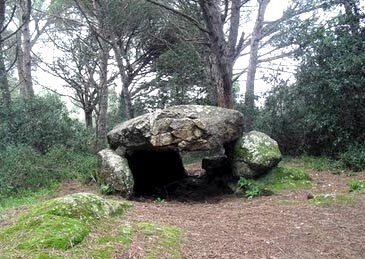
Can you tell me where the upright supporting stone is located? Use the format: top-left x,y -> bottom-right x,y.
98,149 -> 134,197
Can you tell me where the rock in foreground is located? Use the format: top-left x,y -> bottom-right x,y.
0,193 -> 131,250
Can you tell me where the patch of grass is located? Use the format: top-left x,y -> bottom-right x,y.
0,145 -> 98,198
70,222 -> 182,259
310,194 -> 356,206
285,155 -> 343,173
258,166 -> 312,193
348,180 -> 365,193
136,222 -> 182,259
0,184 -> 58,214
84,224 -> 134,259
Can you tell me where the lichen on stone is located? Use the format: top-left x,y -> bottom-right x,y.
234,131 -> 282,176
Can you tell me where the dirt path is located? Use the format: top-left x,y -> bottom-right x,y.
124,171 -> 365,259
2,171 -> 364,258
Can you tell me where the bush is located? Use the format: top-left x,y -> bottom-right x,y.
0,94 -> 95,153
339,145 -> 365,172
0,145 -> 98,198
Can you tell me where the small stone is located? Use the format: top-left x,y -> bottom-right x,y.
306,192 -> 314,199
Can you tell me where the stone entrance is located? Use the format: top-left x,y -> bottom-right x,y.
98,105 -> 282,198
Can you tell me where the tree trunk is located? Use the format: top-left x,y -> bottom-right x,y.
112,43 -> 134,120
199,0 -> 233,108
96,45 -> 109,150
19,0 -> 34,98
85,109 -> 93,128
16,32 -> 27,97
244,0 -> 270,131
0,0 -> 14,141
121,76 -> 134,119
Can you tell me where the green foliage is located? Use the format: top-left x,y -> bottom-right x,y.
0,94 -> 95,153
236,177 -> 262,199
236,164 -> 312,198
259,166 -> 312,193
100,183 -> 114,195
0,145 -> 98,198
133,41 -> 212,111
154,197 -> 166,204
348,180 -> 365,193
257,3 -> 365,157
339,145 -> 365,172
295,155 -> 343,172
310,194 -> 356,206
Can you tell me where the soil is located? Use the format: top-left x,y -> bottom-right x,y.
2,170 -> 365,258
122,170 -> 365,259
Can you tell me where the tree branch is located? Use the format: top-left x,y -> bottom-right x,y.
145,0 -> 209,34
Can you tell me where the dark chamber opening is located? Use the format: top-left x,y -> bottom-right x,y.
126,150 -> 186,196
126,149 -> 235,201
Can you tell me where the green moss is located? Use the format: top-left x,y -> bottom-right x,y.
28,193 -> 131,223
136,222 -> 182,259
1,214 -> 90,250
0,193 -> 131,253
310,194 -> 356,205
95,225 -> 133,246
258,166 -> 312,193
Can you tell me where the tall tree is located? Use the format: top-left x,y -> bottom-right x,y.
244,0 -> 270,131
258,0 -> 365,155
17,0 -> 34,97
146,0 -> 247,108
0,0 -> 13,138
104,0 -> 171,119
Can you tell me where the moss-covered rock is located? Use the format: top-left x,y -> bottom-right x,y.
233,131 -> 282,177
0,193 -> 131,251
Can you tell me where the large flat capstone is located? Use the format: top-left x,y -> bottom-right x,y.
107,105 -> 244,152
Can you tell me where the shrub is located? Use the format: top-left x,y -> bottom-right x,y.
0,145 -> 98,198
339,145 -> 365,172
0,94 -> 95,153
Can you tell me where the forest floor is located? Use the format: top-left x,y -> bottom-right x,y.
1,160 -> 365,259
